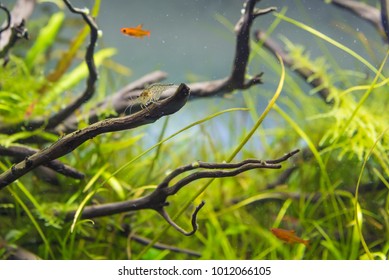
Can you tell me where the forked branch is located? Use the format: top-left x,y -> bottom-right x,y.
188,0 -> 276,97
64,149 -> 299,236
0,3 -> 29,65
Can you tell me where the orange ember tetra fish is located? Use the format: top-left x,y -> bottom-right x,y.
120,24 -> 150,38
271,228 -> 310,247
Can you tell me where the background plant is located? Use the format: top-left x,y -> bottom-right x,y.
0,0 -> 388,260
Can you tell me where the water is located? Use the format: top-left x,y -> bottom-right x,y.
1,0 -> 383,150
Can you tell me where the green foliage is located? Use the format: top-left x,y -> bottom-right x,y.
25,12 -> 65,69
0,56 -> 44,122
45,48 -> 117,100
1,3 -> 389,261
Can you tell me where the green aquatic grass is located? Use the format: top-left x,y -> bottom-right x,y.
46,48 -> 117,99
0,161 -> 54,258
25,12 -> 65,69
2,2 -> 389,260
354,127 -> 389,260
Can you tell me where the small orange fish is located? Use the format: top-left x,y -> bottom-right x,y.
120,24 -> 150,38
271,228 -> 310,247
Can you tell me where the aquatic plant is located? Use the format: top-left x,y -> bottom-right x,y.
0,0 -> 388,260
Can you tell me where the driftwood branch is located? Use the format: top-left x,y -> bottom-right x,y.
0,144 -> 84,179
328,0 -> 388,42
187,0 -> 276,98
0,238 -> 40,260
63,149 -> 299,236
0,83 -> 190,189
0,2 -> 30,65
157,201 -> 205,236
0,0 -> 34,50
0,3 -> 11,36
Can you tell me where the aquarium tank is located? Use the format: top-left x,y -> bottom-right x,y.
0,0 -> 388,260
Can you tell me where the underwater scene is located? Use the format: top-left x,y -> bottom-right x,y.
0,0 -> 388,260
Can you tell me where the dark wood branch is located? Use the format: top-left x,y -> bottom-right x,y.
0,0 -> 35,51
255,30 -> 332,103
0,3 -> 11,35
328,0 -> 387,41
0,2 -> 29,65
167,151 -> 299,195
0,144 -> 84,179
156,159 -> 279,189
0,238 -> 40,260
63,149 -> 299,236
0,83 -> 190,189
187,0 -> 276,98
381,0 -> 389,41
156,201 -> 205,236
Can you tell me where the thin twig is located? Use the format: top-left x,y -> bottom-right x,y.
0,5 -> 29,65
0,3 -> 11,35
0,0 -> 35,51
156,201 -> 205,236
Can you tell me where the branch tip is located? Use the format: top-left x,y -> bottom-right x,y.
157,200 -> 205,236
